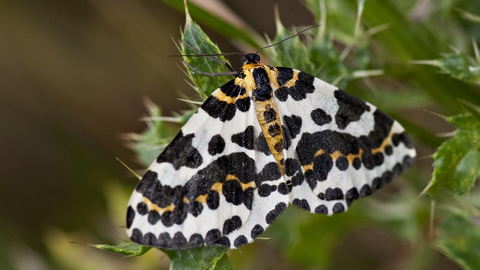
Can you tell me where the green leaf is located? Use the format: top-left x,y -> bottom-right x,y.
436,211 -> 480,270
181,3 -> 235,97
426,112 -> 480,198
83,242 -> 152,256
164,247 -> 232,270
414,48 -> 480,85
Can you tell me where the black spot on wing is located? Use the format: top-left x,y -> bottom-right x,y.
234,235 -> 248,248
345,188 -> 360,207
172,232 -> 188,247
285,158 -> 300,177
208,135 -> 225,156
325,188 -> 344,201
189,201 -> 203,217
126,206 -> 135,229
315,205 -> 328,214
201,96 -> 236,122
220,79 -> 244,97
256,132 -> 271,155
236,97 -> 251,112
359,184 -> 372,197
188,234 -> 204,247
136,202 -> 148,215
205,229 -> 230,247
266,203 -> 287,224
335,156 -> 349,171
251,224 -> 264,239
282,125 -> 292,150
312,154 -> 333,182
311,108 -> 332,126
156,131 -> 203,169
157,233 -> 172,248
367,109 -> 394,147
392,131 -> 415,148
279,182 -> 290,194
256,162 -> 282,186
258,184 -> 277,197
333,203 -> 345,213
206,190 -> 220,210
334,89 -> 370,129
223,215 -> 242,235
276,67 -> 294,85
292,199 -> 311,212
275,71 -> 315,102
284,115 -> 302,139
231,126 -> 255,150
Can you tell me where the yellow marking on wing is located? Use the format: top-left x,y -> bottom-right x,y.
283,71 -> 299,88
195,194 -> 207,204
211,182 -> 223,193
267,68 -> 300,89
142,197 -> 174,214
191,175 -> 254,205
226,174 -> 255,190
372,131 -> 394,154
212,88 -> 250,104
315,149 -> 325,157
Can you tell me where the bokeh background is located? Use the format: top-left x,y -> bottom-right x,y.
1,0 -> 478,269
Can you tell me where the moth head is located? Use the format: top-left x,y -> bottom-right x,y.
242,53 -> 261,65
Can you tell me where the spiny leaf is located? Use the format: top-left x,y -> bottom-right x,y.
181,2 -> 235,97
426,112 -> 480,198
436,211 -> 480,270
414,48 -> 480,85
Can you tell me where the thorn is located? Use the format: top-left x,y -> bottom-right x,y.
116,157 -> 142,180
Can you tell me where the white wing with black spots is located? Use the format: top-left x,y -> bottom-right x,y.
273,68 -> 416,215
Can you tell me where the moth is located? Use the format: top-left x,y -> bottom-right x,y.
126,40 -> 416,249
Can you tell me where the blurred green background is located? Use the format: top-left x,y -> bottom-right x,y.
1,0 -> 479,269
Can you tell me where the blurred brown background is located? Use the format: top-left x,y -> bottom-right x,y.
0,0 -> 313,267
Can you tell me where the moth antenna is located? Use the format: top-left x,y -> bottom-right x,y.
182,61 -> 238,77
255,24 -> 320,54
168,41 -> 239,73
